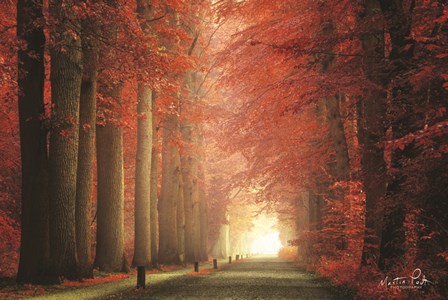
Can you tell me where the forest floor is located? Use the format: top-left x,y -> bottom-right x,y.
2,256 -> 350,299
0,261 -> 217,300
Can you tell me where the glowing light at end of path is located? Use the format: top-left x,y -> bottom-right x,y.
250,232 -> 283,254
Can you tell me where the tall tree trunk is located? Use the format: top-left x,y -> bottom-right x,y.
16,0 -> 50,284
296,191 -> 310,264
95,85 -> 127,272
212,223 -> 230,259
94,0 -> 127,273
180,18 -> 201,264
358,0 -> 388,268
177,169 -> 186,263
198,156 -> 209,261
133,0 -> 156,268
358,93 -> 387,267
414,6 -> 448,286
325,95 -> 350,181
306,99 -> 328,264
181,123 -> 201,263
378,0 -> 415,271
313,15 -> 348,253
48,0 -> 82,280
158,110 -> 182,265
132,85 -> 153,267
150,93 -> 159,267
306,189 -> 323,265
325,94 -> 351,250
308,99 -> 326,262
181,124 -> 194,262
75,20 -> 98,279
308,190 -> 323,231
157,4 -> 184,266
316,17 -> 351,251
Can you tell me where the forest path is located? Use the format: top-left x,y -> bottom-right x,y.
101,255 -> 349,300
25,260 -> 221,300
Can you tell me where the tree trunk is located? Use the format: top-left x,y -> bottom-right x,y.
307,189 -> 323,266
132,85 -> 153,267
133,0 -> 156,268
414,7 -> 448,286
16,0 -> 50,284
358,0 -> 387,268
181,122 -> 201,263
181,21 -> 202,262
94,0 -> 127,273
325,95 -> 350,181
325,94 -> 351,250
378,0 -> 415,271
158,110 -> 182,265
181,125 -> 194,262
95,84 -> 127,272
212,223 -> 230,259
177,168 -> 185,264
296,191 -> 310,264
75,19 -> 98,279
316,17 -> 351,251
358,93 -> 387,267
307,100 -> 327,247
198,158 -> 209,261
150,93 -> 159,267
48,0 -> 83,280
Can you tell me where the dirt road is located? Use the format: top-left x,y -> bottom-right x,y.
103,255 -> 349,300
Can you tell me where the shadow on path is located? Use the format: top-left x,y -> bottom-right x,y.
103,255 -> 350,300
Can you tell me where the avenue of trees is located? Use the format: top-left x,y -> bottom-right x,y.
2,0 -> 212,283
206,1 -> 447,298
0,0 -> 447,299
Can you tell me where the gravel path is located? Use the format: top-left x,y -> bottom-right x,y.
101,255 -> 350,300
26,260 -> 223,300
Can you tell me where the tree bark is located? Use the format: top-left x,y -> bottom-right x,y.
75,19 -> 98,279
95,85 -> 127,272
325,94 -> 351,250
177,167 -> 186,263
212,223 -> 230,259
156,5 -> 184,266
132,85 -> 153,267
181,19 -> 202,262
94,0 -> 127,273
150,93 -> 159,267
158,110 -> 182,265
16,0 -> 50,284
308,100 -> 327,240
181,122 -> 201,263
307,188 -> 323,266
316,17 -> 351,251
378,0 -> 415,271
133,0 -> 156,268
94,0 -> 128,272
181,124 -> 194,263
198,156 -> 209,261
48,0 -> 82,280
295,191 -> 310,264
357,0 -> 388,268
325,95 -> 350,181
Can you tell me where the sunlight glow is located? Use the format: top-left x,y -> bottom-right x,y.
250,231 -> 283,254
